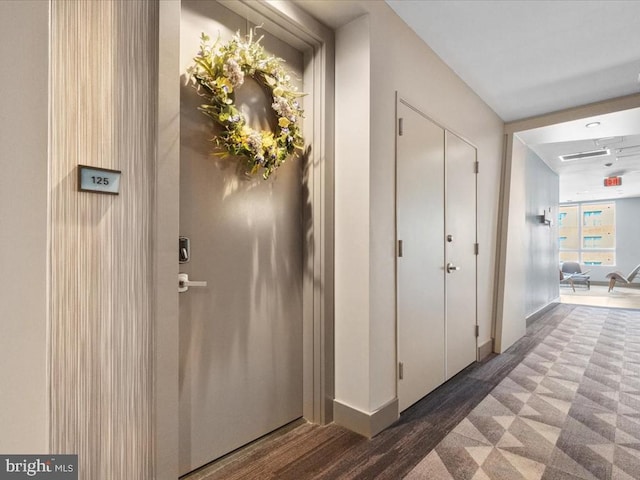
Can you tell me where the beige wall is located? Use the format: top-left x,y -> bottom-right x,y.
334,14 -> 372,413
333,1 -> 504,421
0,0 -> 49,453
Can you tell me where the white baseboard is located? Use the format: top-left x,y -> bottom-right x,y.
333,398 -> 399,438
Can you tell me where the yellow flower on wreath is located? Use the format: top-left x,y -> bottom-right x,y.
187,28 -> 305,180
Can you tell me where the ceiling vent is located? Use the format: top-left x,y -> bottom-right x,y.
559,148 -> 610,162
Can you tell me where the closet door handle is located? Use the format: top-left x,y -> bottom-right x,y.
446,263 -> 460,274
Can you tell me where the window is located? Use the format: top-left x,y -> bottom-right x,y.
558,202 -> 615,266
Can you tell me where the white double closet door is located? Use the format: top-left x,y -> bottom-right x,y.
397,99 -> 478,412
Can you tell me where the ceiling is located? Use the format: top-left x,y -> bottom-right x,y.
295,1 -> 640,202
516,108 -> 640,202
384,0 -> 640,202
385,0 -> 640,122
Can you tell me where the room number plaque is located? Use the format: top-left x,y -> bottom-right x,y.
78,165 -> 121,195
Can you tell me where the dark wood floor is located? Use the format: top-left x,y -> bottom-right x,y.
184,303 -> 574,480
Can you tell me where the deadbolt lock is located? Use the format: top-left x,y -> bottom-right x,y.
179,236 -> 190,263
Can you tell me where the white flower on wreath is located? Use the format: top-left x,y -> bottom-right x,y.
223,58 -> 244,87
272,96 -> 293,119
246,131 -> 263,153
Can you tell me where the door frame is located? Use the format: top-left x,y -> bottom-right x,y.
395,94 -> 478,406
155,2 -> 335,477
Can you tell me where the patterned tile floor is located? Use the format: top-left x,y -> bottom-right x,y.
405,307 -> 640,480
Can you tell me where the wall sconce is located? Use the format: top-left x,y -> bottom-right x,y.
537,208 -> 552,226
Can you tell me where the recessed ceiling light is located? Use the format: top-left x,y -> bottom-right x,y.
585,122 -> 601,128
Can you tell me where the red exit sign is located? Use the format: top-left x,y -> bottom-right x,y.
604,176 -> 622,187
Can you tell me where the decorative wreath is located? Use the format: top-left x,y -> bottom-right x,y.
187,29 -> 305,179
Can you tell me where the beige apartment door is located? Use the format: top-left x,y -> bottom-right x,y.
396,99 -> 477,412
178,1 -> 304,474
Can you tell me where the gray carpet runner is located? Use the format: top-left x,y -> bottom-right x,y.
405,306 -> 640,480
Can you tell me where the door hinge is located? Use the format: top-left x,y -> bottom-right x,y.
398,239 -> 404,257
398,118 -> 404,136
474,243 -> 479,255
475,325 -> 479,338
399,362 -> 404,380
474,161 -> 479,174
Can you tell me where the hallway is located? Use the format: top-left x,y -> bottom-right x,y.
184,303 -> 640,479
3,2 -> 640,477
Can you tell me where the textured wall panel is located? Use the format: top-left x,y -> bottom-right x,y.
524,149 -> 559,316
49,1 -> 157,477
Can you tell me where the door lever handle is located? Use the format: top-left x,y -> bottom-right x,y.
446,263 -> 460,274
178,273 -> 208,293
